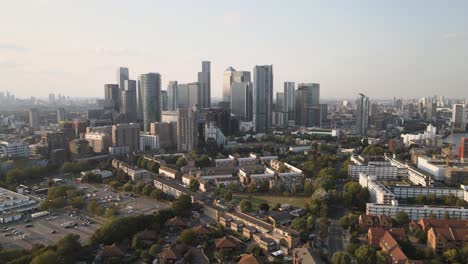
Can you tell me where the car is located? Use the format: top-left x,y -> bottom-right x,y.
25,224 -> 33,228
50,230 -> 57,234
4,233 -> 12,237
24,219 -> 31,223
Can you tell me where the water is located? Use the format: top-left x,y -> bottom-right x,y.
443,133 -> 468,153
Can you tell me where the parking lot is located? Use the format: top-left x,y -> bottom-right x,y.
78,183 -> 169,216
1,212 -> 100,250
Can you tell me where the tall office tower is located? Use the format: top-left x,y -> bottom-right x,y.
426,98 -> 437,122
139,73 -> 162,132
356,93 -> 370,136
320,104 -> 328,127
407,103 -> 415,119
295,83 -> 320,127
177,83 -> 198,109
117,67 -> 129,111
176,108 -> 198,152
276,92 -> 284,112
284,82 -> 295,122
222,67 -> 251,102
104,84 -> 120,112
230,82 -> 252,121
452,104 -> 466,131
252,65 -> 273,133
160,90 -> 168,111
197,61 -> 211,108
29,108 -> 39,129
167,81 -> 178,111
57,108 -> 66,123
121,80 -> 138,122
49,93 -> 55,103
111,123 -> 140,153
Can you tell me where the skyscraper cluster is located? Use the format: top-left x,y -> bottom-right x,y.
99,61 -> 328,152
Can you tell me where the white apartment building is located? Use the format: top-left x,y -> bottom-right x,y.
366,203 -> 468,220
349,164 -> 398,179
359,173 -> 396,205
0,141 -> 30,158
139,134 -> 159,151
204,122 -> 226,146
417,156 -> 446,181
391,186 -> 465,200
407,167 -> 434,187
400,124 -> 437,146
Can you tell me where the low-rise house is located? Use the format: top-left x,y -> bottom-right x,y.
165,216 -> 188,231
367,227 -> 405,247
427,227 -> 468,254
359,214 -> 392,231
214,236 -> 240,251
191,225 -> 212,241
238,254 -> 267,264
292,247 -> 323,264
418,218 -> 468,232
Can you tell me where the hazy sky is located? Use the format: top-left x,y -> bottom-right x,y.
1,0 -> 467,99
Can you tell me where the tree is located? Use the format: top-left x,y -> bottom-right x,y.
291,216 -> 307,231
246,182 -> 256,193
246,244 -> 262,256
56,234 -> 82,262
142,184 -> 155,196
176,157 -> 188,167
395,211 -> 410,226
442,249 -> 459,263
361,145 -> 384,156
304,181 -> 313,195
259,202 -> 270,212
172,194 -> 192,217
332,251 -> 354,264
30,250 -> 62,264
123,181 -> 133,192
189,179 -> 200,192
239,199 -> 252,212
354,245 -> 377,264
151,189 -> 164,200
179,229 -> 197,245
149,244 -> 162,257
224,190 -> 233,202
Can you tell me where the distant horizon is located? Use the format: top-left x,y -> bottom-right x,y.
1,1 -> 467,98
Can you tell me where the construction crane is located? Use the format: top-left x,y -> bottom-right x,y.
446,122 -> 455,168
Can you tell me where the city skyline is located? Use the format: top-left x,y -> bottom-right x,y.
1,0 -> 467,99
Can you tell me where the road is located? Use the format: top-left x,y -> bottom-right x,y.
327,206 -> 349,256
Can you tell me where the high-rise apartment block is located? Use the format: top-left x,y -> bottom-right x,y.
167,81 -> 178,111
452,104 -> 466,131
295,83 -> 320,127
150,122 -> 177,150
356,93 -> 370,136
111,123 -> 140,153
29,108 -> 39,129
104,84 -> 120,112
284,82 -> 295,123
176,108 -> 198,152
177,82 -> 198,109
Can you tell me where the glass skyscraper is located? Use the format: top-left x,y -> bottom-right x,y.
139,73 -> 161,132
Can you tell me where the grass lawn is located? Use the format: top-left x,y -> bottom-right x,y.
233,193 -> 308,209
